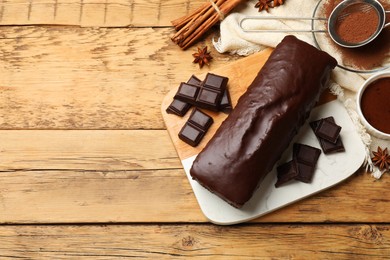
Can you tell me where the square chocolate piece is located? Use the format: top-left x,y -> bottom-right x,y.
293,143 -> 321,166
174,83 -> 200,103
294,162 -> 316,183
275,160 -> 299,187
196,88 -> 222,111
293,143 -> 321,183
166,99 -> 192,117
187,75 -> 202,86
178,109 -> 213,147
188,108 -> 213,131
315,118 -> 341,144
203,73 -> 228,92
178,123 -> 205,147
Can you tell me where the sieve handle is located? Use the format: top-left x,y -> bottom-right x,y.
385,11 -> 390,28
239,16 -> 328,33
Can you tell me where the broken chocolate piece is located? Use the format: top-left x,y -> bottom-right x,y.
178,108 -> 213,147
295,162 -> 316,183
203,73 -> 228,92
220,89 -> 233,113
315,118 -> 341,143
310,117 -> 345,154
275,160 -> 299,187
293,143 -> 321,183
196,88 -> 222,111
174,83 -> 200,104
293,143 -> 322,166
166,99 -> 192,117
188,108 -> 213,130
187,75 -> 202,86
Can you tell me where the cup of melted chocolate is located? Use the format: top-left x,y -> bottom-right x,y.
357,72 -> 390,140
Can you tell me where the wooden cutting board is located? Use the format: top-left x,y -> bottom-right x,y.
161,48 -> 273,161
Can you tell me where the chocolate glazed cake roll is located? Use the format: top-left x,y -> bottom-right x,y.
190,36 -> 337,208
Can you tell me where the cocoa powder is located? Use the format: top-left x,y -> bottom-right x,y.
335,3 -> 379,44
323,0 -> 390,70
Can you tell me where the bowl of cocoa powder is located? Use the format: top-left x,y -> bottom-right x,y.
356,71 -> 390,140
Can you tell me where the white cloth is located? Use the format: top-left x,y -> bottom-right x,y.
213,0 -> 390,178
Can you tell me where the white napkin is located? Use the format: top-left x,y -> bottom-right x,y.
213,0 -> 390,178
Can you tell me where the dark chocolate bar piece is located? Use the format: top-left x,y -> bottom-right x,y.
310,117 -> 345,154
295,162 -> 316,183
166,99 -> 192,117
179,123 -> 205,147
193,73 -> 228,111
188,108 -> 214,130
203,73 -> 228,92
174,83 -> 200,103
315,118 -> 341,143
293,143 -> 321,166
293,143 -> 321,183
190,35 -> 337,208
275,160 -> 298,187
220,89 -> 233,113
187,75 -> 202,86
178,109 -> 213,147
196,88 -> 222,111
173,74 -> 228,112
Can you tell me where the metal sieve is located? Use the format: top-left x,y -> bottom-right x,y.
239,0 -> 390,48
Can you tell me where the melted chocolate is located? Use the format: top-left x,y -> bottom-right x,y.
190,36 -> 337,208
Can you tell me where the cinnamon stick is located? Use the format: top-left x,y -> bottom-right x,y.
171,0 -> 245,50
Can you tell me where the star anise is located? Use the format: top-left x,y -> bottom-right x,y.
273,0 -> 284,7
255,0 -> 273,12
371,146 -> 390,171
192,46 -> 212,68
255,0 -> 285,12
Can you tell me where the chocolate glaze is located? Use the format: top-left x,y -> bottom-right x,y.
190,36 -> 337,208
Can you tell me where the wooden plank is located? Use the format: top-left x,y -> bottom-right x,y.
0,130 -> 180,171
1,224 -> 390,258
0,0 -> 206,26
0,129 -> 388,224
0,26 -> 240,130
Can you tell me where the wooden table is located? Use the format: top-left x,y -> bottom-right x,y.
1,0 -> 389,258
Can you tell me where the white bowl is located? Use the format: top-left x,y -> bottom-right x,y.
356,71 -> 390,140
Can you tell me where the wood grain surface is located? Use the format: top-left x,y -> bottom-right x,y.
1,224 -> 390,258
1,0 -> 388,258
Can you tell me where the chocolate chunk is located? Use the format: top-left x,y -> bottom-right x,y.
173,74 -> 229,112
196,88 -> 222,111
310,117 -> 345,154
319,137 -> 345,154
166,99 -> 192,117
174,83 -> 200,103
295,162 -> 316,183
275,160 -> 299,187
203,73 -> 228,92
220,89 -> 233,113
166,75 -> 201,117
178,124 -> 205,147
178,109 -> 213,147
315,118 -> 341,143
187,75 -> 202,86
293,143 -> 321,166
188,108 -> 213,130
293,143 -> 321,183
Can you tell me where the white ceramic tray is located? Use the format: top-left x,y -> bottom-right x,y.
181,100 -> 366,225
